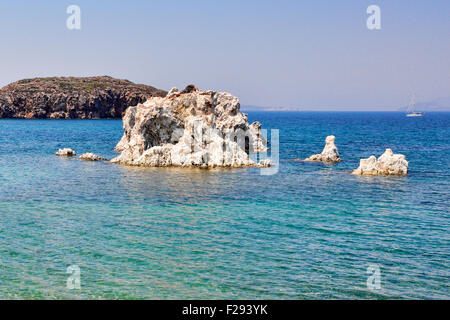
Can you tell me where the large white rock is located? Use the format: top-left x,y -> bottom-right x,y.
352,148 -> 408,176
111,85 -> 269,168
305,135 -> 342,162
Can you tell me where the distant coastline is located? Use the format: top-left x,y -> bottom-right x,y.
241,101 -> 450,112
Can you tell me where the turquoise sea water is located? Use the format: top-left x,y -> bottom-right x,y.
0,112 -> 449,299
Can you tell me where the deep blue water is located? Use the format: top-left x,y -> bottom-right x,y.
0,112 -> 449,299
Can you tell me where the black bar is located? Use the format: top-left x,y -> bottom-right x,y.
0,300 -> 445,318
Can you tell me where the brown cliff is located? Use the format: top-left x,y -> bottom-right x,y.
0,76 -> 167,119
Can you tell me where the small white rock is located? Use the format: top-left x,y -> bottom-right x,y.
305,135 -> 342,162
79,153 -> 106,161
55,148 -> 76,157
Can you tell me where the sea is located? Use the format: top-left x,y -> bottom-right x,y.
0,112 -> 448,299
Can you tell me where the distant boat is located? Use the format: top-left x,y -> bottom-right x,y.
406,95 -> 425,117
406,112 -> 425,117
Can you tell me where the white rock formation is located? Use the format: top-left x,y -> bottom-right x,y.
111,85 -> 269,168
352,148 -> 408,176
79,153 -> 106,161
305,135 -> 342,162
55,148 -> 76,157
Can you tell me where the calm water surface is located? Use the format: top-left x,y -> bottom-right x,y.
0,112 -> 449,299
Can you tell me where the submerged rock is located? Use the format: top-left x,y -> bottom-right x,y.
352,148 -> 408,176
111,85 -> 269,168
55,148 -> 76,157
79,153 -> 107,161
305,135 -> 342,162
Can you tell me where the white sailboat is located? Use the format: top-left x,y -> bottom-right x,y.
406,95 -> 425,117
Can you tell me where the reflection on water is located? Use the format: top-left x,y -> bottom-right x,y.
117,165 -> 252,205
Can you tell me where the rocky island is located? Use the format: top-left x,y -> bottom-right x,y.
0,76 -> 166,119
111,85 -> 270,168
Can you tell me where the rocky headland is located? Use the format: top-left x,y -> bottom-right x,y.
111,85 -> 270,168
0,76 -> 166,119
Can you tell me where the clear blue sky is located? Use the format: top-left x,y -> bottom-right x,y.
0,0 -> 448,110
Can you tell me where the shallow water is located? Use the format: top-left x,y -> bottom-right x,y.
0,112 -> 449,299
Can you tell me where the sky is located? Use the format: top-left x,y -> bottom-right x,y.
0,0 -> 448,110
